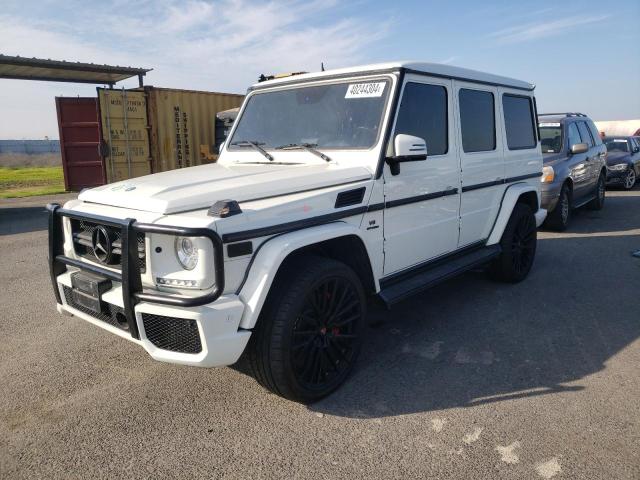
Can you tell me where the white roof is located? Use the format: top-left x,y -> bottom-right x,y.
253,61 -> 534,91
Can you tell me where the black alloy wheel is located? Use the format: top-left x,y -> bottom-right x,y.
291,276 -> 362,391
509,209 -> 537,278
245,256 -> 366,403
490,203 -> 537,283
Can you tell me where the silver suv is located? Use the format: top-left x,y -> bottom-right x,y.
538,113 -> 607,230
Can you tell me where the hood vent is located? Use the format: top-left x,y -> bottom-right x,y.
335,187 -> 366,208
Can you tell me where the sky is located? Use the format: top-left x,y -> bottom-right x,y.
0,0 -> 638,139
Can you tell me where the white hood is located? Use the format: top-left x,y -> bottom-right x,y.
79,162 -> 373,214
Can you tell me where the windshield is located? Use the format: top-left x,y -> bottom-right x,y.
539,125 -> 562,153
229,79 -> 391,151
604,138 -> 629,153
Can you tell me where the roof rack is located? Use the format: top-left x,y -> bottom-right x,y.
538,112 -> 587,118
258,71 -> 308,83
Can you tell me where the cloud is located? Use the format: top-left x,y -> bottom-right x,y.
439,56 -> 459,65
488,14 -> 611,44
0,0 -> 391,138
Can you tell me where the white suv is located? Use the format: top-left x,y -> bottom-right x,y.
47,62 -> 546,402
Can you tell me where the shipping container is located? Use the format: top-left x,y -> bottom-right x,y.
97,87 -> 244,182
97,89 -> 151,183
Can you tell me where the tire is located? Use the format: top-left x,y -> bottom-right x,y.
544,183 -> 571,231
623,167 -> 636,190
587,172 -> 606,210
245,255 -> 366,403
489,203 -> 537,283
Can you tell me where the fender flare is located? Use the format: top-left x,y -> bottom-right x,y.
237,222 -> 376,329
486,183 -> 541,245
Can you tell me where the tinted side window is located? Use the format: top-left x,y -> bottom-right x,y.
586,120 -> 603,145
459,89 -> 495,152
567,123 -> 581,148
502,95 -> 536,149
577,121 -> 594,146
394,83 -> 448,155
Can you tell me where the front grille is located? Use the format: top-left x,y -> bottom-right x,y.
62,285 -> 129,331
141,313 -> 202,354
71,220 -> 146,272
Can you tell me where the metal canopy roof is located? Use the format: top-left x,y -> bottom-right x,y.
0,54 -> 152,86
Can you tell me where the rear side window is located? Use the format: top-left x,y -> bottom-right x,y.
577,121 -> 594,147
567,123 -> 581,148
394,83 -> 448,155
502,95 -> 537,149
459,89 -> 496,152
586,120 -> 603,145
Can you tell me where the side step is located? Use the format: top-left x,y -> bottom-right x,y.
378,245 -> 501,308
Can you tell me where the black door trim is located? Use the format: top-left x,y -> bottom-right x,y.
380,240 -> 486,288
461,172 -> 542,192
222,187 -> 459,242
221,173 -> 541,243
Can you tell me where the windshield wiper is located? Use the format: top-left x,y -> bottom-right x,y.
230,140 -> 274,161
275,143 -> 332,162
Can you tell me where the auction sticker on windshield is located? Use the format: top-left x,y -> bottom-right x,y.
345,82 -> 386,98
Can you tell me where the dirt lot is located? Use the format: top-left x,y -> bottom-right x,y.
0,190 -> 638,479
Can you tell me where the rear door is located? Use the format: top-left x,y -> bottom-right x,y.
454,82 -> 505,247
566,122 -> 591,199
576,120 -> 599,192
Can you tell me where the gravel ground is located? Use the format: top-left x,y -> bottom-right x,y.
1,189 -> 638,479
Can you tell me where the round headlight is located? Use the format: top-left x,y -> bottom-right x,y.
175,236 -> 199,270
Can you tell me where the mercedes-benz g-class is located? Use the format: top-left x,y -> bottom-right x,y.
47,62 -> 546,402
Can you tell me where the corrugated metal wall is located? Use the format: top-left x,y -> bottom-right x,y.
147,88 -> 244,172
594,119 -> 640,137
0,139 -> 60,154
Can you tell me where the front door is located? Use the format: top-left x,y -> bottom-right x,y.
382,74 -> 461,275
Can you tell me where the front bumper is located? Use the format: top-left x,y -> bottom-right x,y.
540,181 -> 562,212
606,167 -> 629,184
47,204 -> 250,367
535,208 -> 547,228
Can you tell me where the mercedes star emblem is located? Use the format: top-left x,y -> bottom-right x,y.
92,226 -> 113,264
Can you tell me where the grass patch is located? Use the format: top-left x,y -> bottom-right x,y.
0,166 -> 66,198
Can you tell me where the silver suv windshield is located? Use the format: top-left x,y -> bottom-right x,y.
229,79 -> 391,151
539,125 -> 563,153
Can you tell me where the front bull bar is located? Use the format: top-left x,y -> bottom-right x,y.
47,203 -> 225,339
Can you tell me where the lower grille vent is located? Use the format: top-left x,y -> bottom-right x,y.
142,313 -> 202,354
62,286 -> 128,331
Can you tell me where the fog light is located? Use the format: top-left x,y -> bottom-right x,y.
156,277 -> 198,288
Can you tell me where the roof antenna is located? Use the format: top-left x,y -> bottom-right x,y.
321,62 -> 325,72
